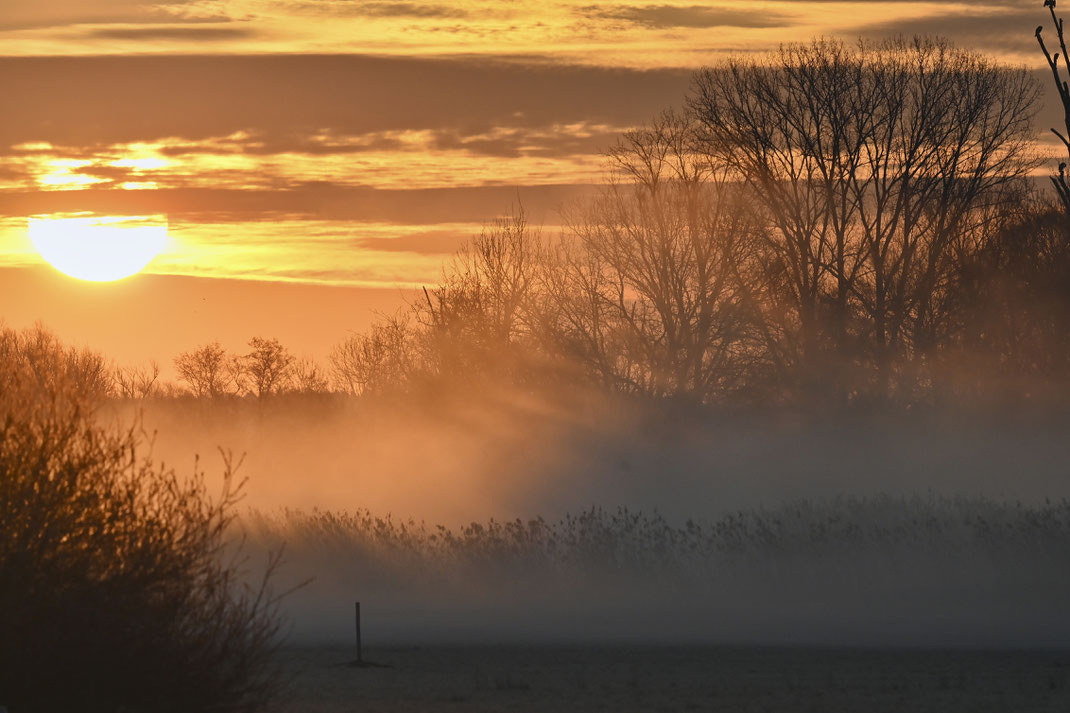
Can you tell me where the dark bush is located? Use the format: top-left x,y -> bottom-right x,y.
0,326 -> 283,713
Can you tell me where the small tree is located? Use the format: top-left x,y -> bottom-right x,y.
549,110 -> 764,400
330,315 -> 418,396
112,360 -> 161,400
0,323 -> 111,404
174,341 -> 234,398
290,357 -> 331,394
417,207 -> 543,382
238,337 -> 295,399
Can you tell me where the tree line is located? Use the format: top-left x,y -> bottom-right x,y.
40,30 -> 1070,411
172,35 -> 1063,410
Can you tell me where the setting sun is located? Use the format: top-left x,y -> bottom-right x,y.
28,214 -> 168,282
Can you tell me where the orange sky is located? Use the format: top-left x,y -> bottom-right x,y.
0,0 -> 1060,371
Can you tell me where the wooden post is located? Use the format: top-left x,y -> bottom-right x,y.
355,601 -> 362,664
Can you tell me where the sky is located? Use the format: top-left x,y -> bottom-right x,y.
0,0 -> 1060,370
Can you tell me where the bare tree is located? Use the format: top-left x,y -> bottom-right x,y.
237,337 -> 295,399
290,357 -> 331,394
1037,1 -> 1070,213
174,341 -> 234,398
944,198 -> 1070,399
330,314 -> 418,396
544,111 -> 764,401
0,324 -> 110,406
418,206 -> 543,381
689,37 -> 1039,401
112,360 -> 160,400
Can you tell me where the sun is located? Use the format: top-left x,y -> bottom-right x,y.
28,214 -> 168,282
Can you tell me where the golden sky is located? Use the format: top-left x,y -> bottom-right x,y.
0,0 -> 1058,367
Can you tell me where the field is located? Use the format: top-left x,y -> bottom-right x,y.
273,645 -> 1070,712
250,495 -> 1070,710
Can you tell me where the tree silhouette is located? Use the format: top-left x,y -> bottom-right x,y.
290,356 -> 331,394
689,38 -> 1039,401
174,341 -> 235,398
238,337 -> 295,399
1037,2 -> 1070,213
547,111 -> 764,400
418,207 -> 543,382
331,314 -> 418,396
112,360 -> 160,400
0,324 -> 111,405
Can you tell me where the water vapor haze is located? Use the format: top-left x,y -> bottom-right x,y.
119,389 -> 1070,648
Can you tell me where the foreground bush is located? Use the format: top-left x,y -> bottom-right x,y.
0,326 -> 282,713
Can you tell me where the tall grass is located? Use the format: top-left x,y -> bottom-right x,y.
244,495 -> 1070,646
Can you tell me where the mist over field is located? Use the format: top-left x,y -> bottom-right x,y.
129,390 -> 1070,525
112,390 -> 1070,649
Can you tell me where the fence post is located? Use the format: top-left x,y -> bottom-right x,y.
355,601 -> 362,665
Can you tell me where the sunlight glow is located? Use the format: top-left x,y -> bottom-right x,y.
110,156 -> 169,171
37,159 -> 108,189
28,214 -> 168,282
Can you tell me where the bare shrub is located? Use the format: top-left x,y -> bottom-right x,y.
0,323 -> 111,405
290,357 -> 331,395
112,360 -> 161,400
330,314 -> 419,396
0,326 -> 284,713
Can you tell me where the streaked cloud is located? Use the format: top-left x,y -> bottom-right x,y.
0,0 -> 226,31
0,55 -> 690,147
85,26 -> 256,40
0,183 -> 596,224
354,229 -> 473,254
580,4 -> 792,29
0,0 -> 1061,289
0,1 -> 1053,65
856,8 -> 1046,54
300,1 -> 472,19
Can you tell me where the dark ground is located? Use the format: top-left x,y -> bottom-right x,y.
272,644 -> 1070,712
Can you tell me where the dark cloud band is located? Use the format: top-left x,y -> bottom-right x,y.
579,4 -> 792,29
0,54 -> 691,148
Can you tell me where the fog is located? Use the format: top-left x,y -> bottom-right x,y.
128,387 -> 1070,524
116,388 -> 1070,649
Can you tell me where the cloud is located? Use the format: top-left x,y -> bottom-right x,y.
68,164 -> 136,181
0,55 -> 691,149
422,125 -> 623,159
336,2 -> 470,19
355,229 -> 470,254
856,10 -> 1044,52
0,183 -> 598,224
86,26 -> 255,41
0,0 -> 212,31
581,4 -> 791,29
786,0 -> 1008,2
